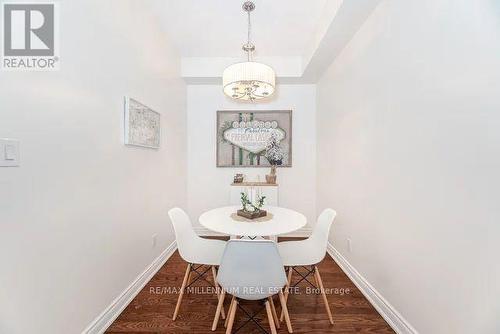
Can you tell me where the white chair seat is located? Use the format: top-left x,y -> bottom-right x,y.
187,238 -> 226,266
169,207 -> 227,266
278,208 -> 336,267
278,239 -> 322,266
217,240 -> 287,300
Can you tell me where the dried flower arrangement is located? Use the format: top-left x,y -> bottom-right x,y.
265,132 -> 284,183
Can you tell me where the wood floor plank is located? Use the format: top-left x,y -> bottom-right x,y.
106,238 -> 395,334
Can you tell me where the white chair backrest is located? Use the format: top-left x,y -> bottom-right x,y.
308,208 -> 337,262
168,207 -> 201,263
217,240 -> 287,300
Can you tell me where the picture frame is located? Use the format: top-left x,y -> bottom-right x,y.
216,110 -> 292,167
124,97 -> 161,149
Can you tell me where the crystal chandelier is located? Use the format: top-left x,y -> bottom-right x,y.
223,1 -> 276,101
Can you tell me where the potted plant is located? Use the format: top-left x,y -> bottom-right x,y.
264,132 -> 283,184
238,191 -> 267,219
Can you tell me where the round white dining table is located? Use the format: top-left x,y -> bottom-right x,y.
199,206 -> 307,237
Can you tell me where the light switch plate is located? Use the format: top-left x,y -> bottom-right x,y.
0,139 -> 20,167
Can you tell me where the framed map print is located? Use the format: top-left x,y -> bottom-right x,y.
124,97 -> 161,149
216,110 -> 292,167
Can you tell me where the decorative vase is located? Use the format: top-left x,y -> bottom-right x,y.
266,165 -> 277,184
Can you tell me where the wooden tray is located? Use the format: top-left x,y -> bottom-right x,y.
237,209 -> 267,220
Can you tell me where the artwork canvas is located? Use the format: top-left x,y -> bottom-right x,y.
217,110 -> 292,167
124,97 -> 161,149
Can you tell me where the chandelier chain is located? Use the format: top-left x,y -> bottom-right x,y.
247,10 -> 252,61
247,10 -> 251,45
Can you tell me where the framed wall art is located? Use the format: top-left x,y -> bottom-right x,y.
124,97 -> 161,149
216,110 -> 292,167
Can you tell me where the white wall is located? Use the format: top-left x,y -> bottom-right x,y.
0,1 -> 186,333
187,85 -> 316,230
317,0 -> 500,333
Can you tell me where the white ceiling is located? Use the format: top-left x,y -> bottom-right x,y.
155,0 -> 328,58
152,0 -> 382,83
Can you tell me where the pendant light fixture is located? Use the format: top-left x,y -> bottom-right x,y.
223,1 -> 276,101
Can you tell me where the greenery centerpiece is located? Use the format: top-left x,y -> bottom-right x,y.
237,191 -> 267,219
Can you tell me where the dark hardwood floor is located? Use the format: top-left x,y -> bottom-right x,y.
106,238 -> 395,333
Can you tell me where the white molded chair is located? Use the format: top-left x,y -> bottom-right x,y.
212,240 -> 293,334
277,208 -> 337,324
168,207 -> 227,321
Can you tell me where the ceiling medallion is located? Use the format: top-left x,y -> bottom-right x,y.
222,1 -> 276,101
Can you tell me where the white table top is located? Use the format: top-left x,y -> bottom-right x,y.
199,206 -> 307,237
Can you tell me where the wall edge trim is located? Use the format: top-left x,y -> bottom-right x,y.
82,241 -> 177,334
327,243 -> 418,334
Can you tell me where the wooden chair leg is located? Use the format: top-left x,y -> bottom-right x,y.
186,270 -> 193,286
265,300 -> 278,334
279,290 -> 293,333
173,263 -> 191,320
225,296 -> 236,328
268,296 -> 280,329
280,266 -> 293,322
313,268 -> 319,288
314,266 -> 334,325
225,298 -> 238,334
211,266 -> 226,319
212,289 -> 226,331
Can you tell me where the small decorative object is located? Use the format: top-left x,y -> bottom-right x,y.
265,132 -> 283,184
237,191 -> 267,219
233,173 -> 244,183
217,110 -> 292,167
124,97 -> 161,149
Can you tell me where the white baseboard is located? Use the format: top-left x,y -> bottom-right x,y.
82,241 -> 177,334
194,227 -> 312,238
327,243 -> 418,334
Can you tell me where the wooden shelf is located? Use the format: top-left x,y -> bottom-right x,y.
231,182 -> 278,187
